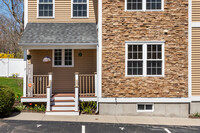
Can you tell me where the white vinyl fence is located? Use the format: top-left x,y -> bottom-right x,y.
0,58 -> 25,77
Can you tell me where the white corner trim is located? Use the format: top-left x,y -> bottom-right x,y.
24,0 -> 28,28
99,98 -> 191,103
97,0 -> 102,98
188,0 -> 192,98
37,0 -> 55,18
21,98 -> 47,102
52,49 -> 74,67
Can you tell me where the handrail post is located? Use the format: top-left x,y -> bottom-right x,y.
46,86 -> 51,111
48,72 -> 53,96
47,72 -> 53,112
75,72 -> 79,112
94,72 -> 97,96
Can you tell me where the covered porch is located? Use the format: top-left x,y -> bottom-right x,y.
28,49 -> 97,97
19,23 -> 99,115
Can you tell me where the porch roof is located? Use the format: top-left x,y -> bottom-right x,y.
19,23 -> 98,46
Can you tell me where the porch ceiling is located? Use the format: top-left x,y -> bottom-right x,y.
19,23 -> 98,46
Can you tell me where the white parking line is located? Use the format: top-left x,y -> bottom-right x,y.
164,128 -> 171,133
82,125 -> 85,133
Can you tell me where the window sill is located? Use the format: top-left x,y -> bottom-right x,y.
136,110 -> 154,112
125,9 -> 164,12
125,75 -> 165,78
71,17 -> 89,19
52,65 -> 74,68
37,17 -> 55,19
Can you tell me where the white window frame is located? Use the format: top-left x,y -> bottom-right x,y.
125,0 -> 164,11
71,0 -> 89,18
125,41 -> 165,77
52,49 -> 74,67
37,0 -> 55,18
136,103 -> 154,112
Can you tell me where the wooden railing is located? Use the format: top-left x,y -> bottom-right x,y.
33,75 -> 49,95
78,73 -> 97,97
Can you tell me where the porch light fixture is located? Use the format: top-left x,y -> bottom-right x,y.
78,52 -> 82,57
27,55 -> 31,60
43,56 -> 51,63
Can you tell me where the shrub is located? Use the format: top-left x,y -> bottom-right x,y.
193,112 -> 200,118
11,73 -> 19,78
80,101 -> 97,114
14,103 -> 26,111
0,86 -> 15,117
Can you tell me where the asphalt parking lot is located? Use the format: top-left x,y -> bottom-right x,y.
0,120 -> 200,133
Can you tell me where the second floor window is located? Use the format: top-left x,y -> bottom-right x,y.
38,0 -> 54,17
72,0 -> 88,18
126,0 -> 163,11
146,0 -> 162,10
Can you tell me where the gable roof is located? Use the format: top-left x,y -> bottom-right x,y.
19,23 -> 98,46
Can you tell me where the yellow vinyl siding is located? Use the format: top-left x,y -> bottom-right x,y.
192,0 -> 200,22
192,28 -> 200,96
30,49 -> 96,93
28,0 -> 97,23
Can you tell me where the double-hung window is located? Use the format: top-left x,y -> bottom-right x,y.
38,0 -> 54,18
126,42 -> 164,76
72,0 -> 88,18
53,49 -> 74,67
125,0 -> 163,11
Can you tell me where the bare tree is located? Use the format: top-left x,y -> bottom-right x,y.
0,0 -> 24,57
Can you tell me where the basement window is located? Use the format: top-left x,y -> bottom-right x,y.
137,104 -> 154,112
53,49 -> 74,67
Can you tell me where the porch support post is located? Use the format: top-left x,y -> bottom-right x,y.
23,49 -> 27,97
48,72 -> 53,96
46,87 -> 51,111
94,72 -> 97,96
75,72 -> 79,112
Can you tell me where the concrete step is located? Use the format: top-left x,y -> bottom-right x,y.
53,94 -> 75,97
51,105 -> 75,110
51,100 -> 75,106
53,97 -> 74,101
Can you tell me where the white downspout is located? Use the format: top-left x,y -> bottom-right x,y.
96,0 -> 102,113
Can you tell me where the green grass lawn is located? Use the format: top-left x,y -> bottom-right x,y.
0,77 -> 23,98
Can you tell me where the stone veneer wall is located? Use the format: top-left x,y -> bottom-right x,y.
102,0 -> 188,97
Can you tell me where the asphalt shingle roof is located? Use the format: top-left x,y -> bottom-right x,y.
19,23 -> 98,45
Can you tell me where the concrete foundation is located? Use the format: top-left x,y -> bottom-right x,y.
190,102 -> 200,114
99,103 -> 189,118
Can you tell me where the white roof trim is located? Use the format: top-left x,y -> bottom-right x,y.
22,45 -> 97,50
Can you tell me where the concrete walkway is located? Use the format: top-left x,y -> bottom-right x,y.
2,112 -> 200,126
